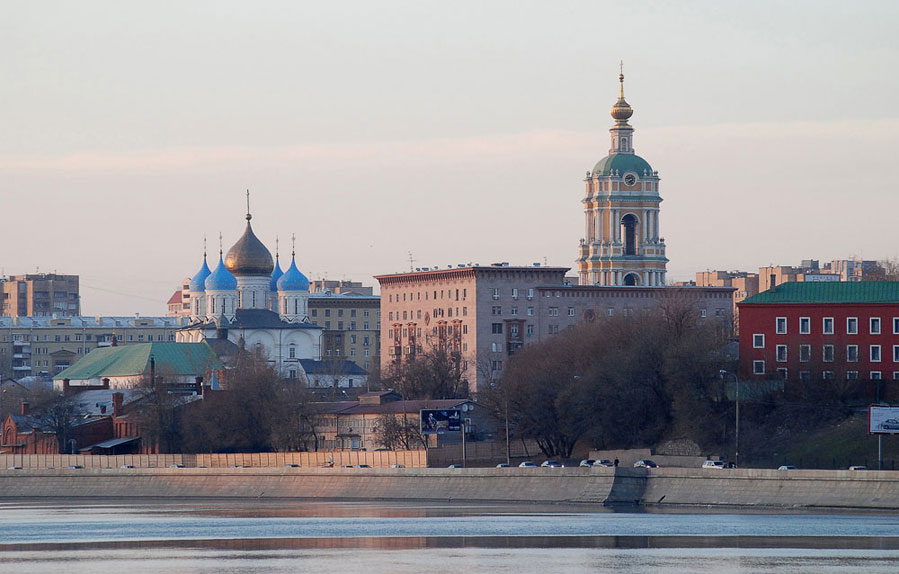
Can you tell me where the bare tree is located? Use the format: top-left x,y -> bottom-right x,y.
868,258 -> 899,281
41,396 -> 83,454
373,413 -> 426,450
382,346 -> 469,400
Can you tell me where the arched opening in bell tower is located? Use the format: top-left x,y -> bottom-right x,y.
623,273 -> 640,286
621,214 -> 638,256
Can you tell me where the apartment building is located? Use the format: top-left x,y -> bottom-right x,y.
0,316 -> 187,379
0,274 -> 80,317
307,294 -> 381,373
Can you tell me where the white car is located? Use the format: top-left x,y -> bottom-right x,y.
518,461 -> 538,468
702,460 -> 725,469
593,459 -> 614,467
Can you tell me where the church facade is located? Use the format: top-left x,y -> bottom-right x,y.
176,208 -> 325,381
577,69 -> 668,287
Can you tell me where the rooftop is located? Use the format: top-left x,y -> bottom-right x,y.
740,281 -> 899,305
53,342 -> 223,381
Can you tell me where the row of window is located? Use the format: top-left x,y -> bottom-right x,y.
311,320 -> 378,331
310,308 -> 375,318
324,348 -> 373,357
753,361 -> 899,381
389,308 -> 468,321
762,343 -> 899,363
773,316 -> 899,336
492,288 -> 536,300
389,288 -> 469,303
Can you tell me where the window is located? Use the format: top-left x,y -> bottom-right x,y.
893,371 -> 899,380
871,371 -> 882,380
510,306 -> 518,316
823,345 -> 834,362
491,342 -> 501,352
823,371 -> 835,380
799,371 -> 811,381
526,324 -> 534,336
776,368 -> 788,380
492,323 -> 503,334
776,345 -> 787,362
799,317 -> 810,334
567,307 -> 575,317
700,309 -> 707,318
512,288 -> 519,300
894,318 -> 899,334
847,345 -> 858,362
847,317 -> 858,335
492,288 -> 500,300
325,309 -> 331,317
527,307 -> 534,316
350,335 -> 356,344
799,345 -> 811,362
289,346 -> 296,359
753,334 -> 765,348
753,360 -> 765,375
894,345 -> 899,362
776,317 -> 787,334
847,371 -> 859,380
870,317 -> 881,335
491,306 -> 502,315
548,307 -> 559,317
527,288 -> 534,300
871,345 -> 881,362
823,317 -> 834,334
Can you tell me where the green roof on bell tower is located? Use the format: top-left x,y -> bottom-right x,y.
591,153 -> 653,177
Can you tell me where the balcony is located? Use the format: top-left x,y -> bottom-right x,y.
13,365 -> 31,371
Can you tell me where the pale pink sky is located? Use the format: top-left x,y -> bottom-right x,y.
2,1 -> 898,315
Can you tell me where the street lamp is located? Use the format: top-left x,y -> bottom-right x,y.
720,369 -> 740,468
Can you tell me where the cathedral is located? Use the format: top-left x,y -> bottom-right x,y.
577,69 -> 668,286
176,206 -> 323,380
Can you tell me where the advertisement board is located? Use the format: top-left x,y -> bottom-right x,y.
868,405 -> 899,434
420,409 -> 461,434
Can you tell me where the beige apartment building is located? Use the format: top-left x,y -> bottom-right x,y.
0,316 -> 186,379
376,264 -> 733,394
0,274 -> 80,317
307,294 -> 381,373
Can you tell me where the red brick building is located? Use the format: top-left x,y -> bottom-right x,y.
738,282 -> 899,382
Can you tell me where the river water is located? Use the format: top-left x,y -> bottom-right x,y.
1,500 -> 898,573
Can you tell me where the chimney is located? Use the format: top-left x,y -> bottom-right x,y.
62,379 -> 70,394
112,392 -> 124,417
770,274 -> 776,292
99,404 -> 107,415
111,336 -> 118,347
21,402 -> 29,416
195,376 -> 203,396
102,378 -> 110,389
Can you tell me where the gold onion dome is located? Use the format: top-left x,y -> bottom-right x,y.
610,72 -> 633,122
225,213 -> 274,276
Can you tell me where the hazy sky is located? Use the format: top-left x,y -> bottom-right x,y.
2,1 -> 898,316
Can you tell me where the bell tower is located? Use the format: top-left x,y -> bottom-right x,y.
577,66 -> 668,286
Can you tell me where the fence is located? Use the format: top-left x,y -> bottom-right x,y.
0,449 -> 427,470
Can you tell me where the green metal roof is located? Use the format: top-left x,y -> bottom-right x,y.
740,281 -> 899,305
592,153 -> 653,177
53,342 -> 223,381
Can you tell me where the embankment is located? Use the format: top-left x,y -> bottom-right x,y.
2,467 -> 898,510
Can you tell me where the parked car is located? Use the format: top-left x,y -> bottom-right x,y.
448,464 -> 464,469
496,463 -> 511,468
119,464 -> 135,469
170,464 -> 185,468
593,459 -> 614,467
518,461 -> 538,468
579,459 -> 596,467
541,460 -> 564,468
7,466 -> 23,470
354,464 -> 372,469
390,464 -> 406,469
68,465 -> 84,469
702,460 -> 726,469
633,460 -> 659,468
849,465 -> 868,471
284,464 -> 300,468
777,465 -> 798,470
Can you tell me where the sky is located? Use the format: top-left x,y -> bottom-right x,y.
2,1 -> 898,316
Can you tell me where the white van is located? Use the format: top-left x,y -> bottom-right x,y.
702,460 -> 725,469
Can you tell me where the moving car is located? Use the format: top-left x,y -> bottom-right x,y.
496,463 -> 511,468
579,459 -> 596,467
633,460 -> 659,468
849,465 -> 868,471
541,460 -> 564,468
777,465 -> 798,470
518,461 -> 538,468
702,460 -> 725,469
448,464 -> 464,468
593,459 -> 614,467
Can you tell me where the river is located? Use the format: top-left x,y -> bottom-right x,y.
1,500 -> 897,573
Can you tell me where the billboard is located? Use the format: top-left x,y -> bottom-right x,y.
420,409 -> 461,434
868,405 -> 899,434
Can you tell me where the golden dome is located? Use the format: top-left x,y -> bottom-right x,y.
610,72 -> 633,122
224,214 -> 274,276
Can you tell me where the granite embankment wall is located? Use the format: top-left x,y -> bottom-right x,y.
2,467 -> 898,509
